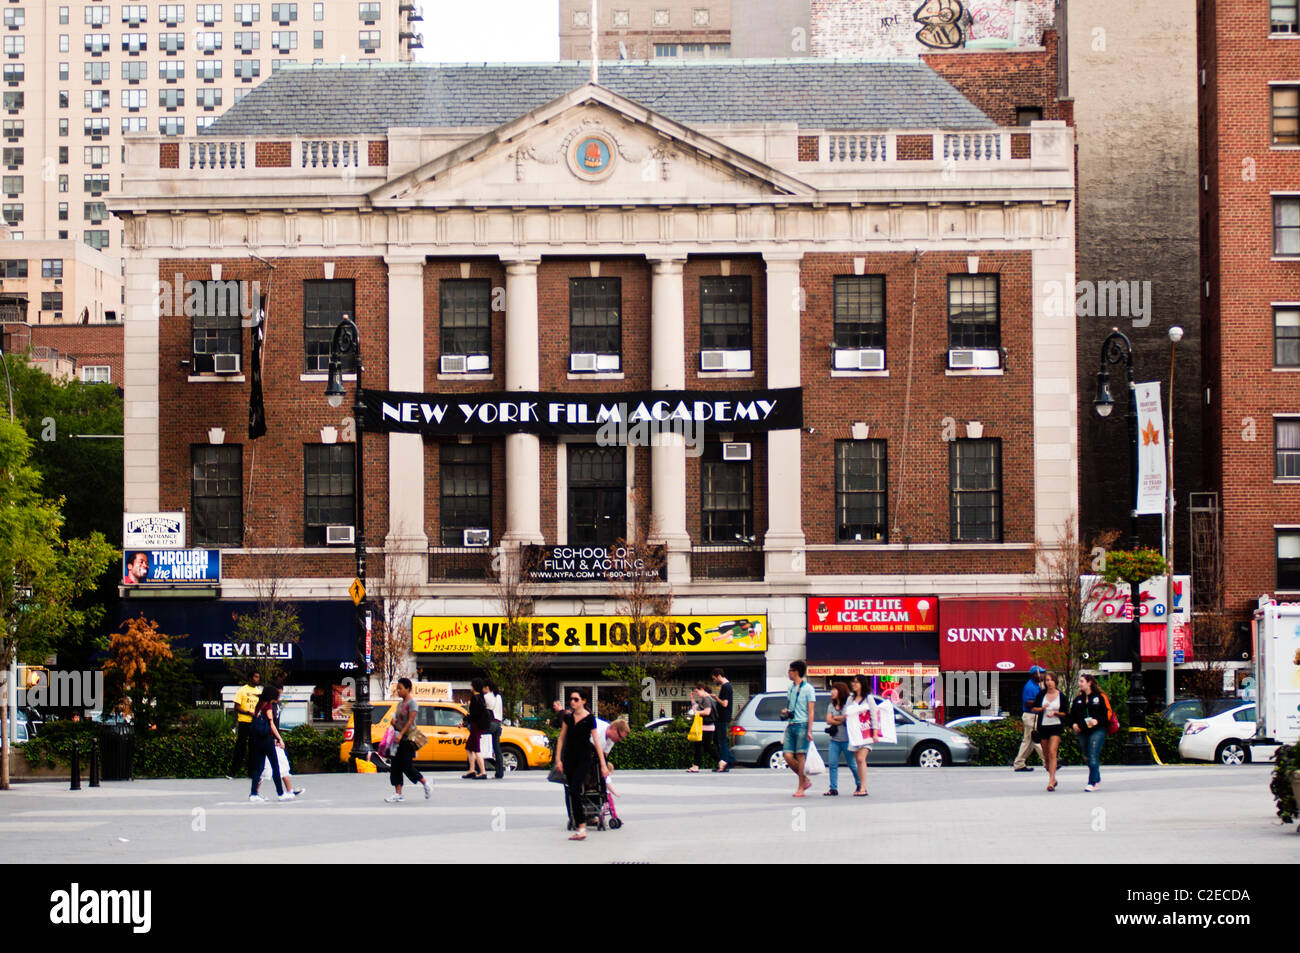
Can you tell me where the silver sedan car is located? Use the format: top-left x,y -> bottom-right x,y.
728,691 -> 978,768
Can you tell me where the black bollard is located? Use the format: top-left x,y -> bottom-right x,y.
70,741 -> 81,791
89,738 -> 101,787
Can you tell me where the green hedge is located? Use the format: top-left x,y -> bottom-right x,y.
19,716 -> 345,778
1270,744 -> 1300,825
954,711 -> 1185,766
608,731 -> 695,770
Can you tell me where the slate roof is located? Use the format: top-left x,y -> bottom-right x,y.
203,59 -> 996,136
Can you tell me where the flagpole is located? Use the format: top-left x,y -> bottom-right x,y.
590,0 -> 598,84
1165,327 -> 1182,707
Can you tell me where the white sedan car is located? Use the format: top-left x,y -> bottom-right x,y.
1178,704 -> 1256,764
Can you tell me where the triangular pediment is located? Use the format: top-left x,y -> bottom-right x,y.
369,84 -> 815,207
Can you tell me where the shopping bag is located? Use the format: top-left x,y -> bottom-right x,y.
803,737 -> 825,775
260,746 -> 291,781
876,700 -> 898,745
379,725 -> 397,758
479,734 -> 493,757
686,713 -> 704,743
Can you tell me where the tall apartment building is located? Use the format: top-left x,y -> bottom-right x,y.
1199,0 -> 1300,619
0,0 -> 419,377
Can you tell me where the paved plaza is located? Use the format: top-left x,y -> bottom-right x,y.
1,763 -> 1295,863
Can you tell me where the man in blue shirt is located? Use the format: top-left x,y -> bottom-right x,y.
781,659 -> 817,796
1012,665 -> 1045,772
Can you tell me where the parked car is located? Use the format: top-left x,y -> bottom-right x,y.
1159,697 -> 1240,729
1179,704 -> 1257,764
944,713 -> 1012,730
643,717 -> 676,733
729,691 -> 978,768
339,699 -> 551,772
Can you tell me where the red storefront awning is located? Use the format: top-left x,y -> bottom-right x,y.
939,598 -> 1064,671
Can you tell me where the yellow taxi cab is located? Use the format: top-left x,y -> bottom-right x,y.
339,699 -> 552,772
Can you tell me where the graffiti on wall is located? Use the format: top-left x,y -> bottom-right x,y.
811,0 -> 1057,59
914,0 -> 964,50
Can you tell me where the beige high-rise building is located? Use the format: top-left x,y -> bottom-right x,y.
0,1 -> 419,335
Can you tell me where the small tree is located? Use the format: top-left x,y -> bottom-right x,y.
0,418 -> 116,790
371,554 -> 421,689
228,545 -> 301,687
1026,517 -> 1119,695
601,493 -> 681,728
472,545 -> 545,722
1182,510 -> 1242,711
102,615 -> 194,730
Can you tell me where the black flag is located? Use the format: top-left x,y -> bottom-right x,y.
248,306 -> 267,439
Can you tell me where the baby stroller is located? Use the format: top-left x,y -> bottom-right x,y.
564,761 -> 623,832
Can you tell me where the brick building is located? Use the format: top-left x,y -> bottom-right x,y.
1200,0 -> 1300,619
113,60 -> 1076,722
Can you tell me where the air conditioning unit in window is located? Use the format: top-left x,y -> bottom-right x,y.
948,348 -> 1000,370
834,347 -> 886,371
700,349 -> 752,372
722,442 -> 751,461
212,353 -> 241,374
570,352 -> 598,372
325,524 -> 354,546
463,528 -> 491,547
440,354 -> 467,374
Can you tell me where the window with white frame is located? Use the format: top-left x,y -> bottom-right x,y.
1273,0 -> 1299,34
159,31 -> 184,52
359,2 -> 380,21
122,5 -> 148,24
159,61 -> 184,80
121,116 -> 147,133
84,33 -> 110,53
2,8 -> 23,29
1277,418 -> 1300,478
121,60 -> 147,81
234,31 -> 259,51
84,6 -> 109,26
358,29 -> 379,51
84,229 -> 109,250
1277,307 -> 1300,366
123,32 -> 147,53
83,173 -> 109,194
41,258 -> 62,278
196,59 -> 222,80
196,87 -> 222,109
159,4 -> 184,24
81,365 -> 110,383
271,30 -> 296,50
196,31 -> 222,51
2,37 -> 23,55
158,88 -> 184,109
197,4 -> 223,24
158,116 -> 184,136
1,175 -> 20,195
272,2 -> 297,23
235,4 -> 260,24
83,89 -> 110,110
83,146 -> 109,166
122,88 -> 147,110
233,58 -> 260,78
1276,196 -> 1300,255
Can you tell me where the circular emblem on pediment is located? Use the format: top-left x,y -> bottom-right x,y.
568,130 -> 617,181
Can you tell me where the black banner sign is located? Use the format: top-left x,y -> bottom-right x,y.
523,545 -> 667,583
358,387 -> 802,436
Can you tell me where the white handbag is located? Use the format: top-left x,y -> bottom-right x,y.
803,736 -> 826,775
479,735 -> 494,757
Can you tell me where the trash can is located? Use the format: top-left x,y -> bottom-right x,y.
98,722 -> 135,781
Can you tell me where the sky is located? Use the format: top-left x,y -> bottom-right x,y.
416,0 -> 562,64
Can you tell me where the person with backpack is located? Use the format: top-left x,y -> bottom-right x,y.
248,686 -> 294,802
1070,673 -> 1110,792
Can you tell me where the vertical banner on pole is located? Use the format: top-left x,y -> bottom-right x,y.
364,610 -> 373,675
1135,382 -> 1166,515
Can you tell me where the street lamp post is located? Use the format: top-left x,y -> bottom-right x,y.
1092,327 -> 1152,765
1165,326 -> 1183,710
325,315 -> 373,767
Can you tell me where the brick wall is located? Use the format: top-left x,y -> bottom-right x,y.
896,135 -> 934,160
255,142 -> 292,168
368,140 -> 388,167
30,323 -> 124,385
922,31 -> 1072,127
1201,0 -> 1300,615
157,257 -> 390,551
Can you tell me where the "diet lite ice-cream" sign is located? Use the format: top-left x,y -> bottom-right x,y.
807,597 -> 938,634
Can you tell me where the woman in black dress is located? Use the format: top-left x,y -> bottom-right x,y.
463,677 -> 491,779
554,688 -> 610,841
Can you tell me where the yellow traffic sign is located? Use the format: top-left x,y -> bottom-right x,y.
349,578 -> 365,605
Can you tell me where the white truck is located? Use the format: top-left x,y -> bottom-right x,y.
1252,602 -> 1300,746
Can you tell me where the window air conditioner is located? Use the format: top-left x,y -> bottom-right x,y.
834,347 -> 886,371
212,353 -> 241,374
466,354 -> 490,372
722,442 -> 751,461
570,352 -> 598,372
701,349 -> 751,371
325,524 -> 354,546
440,354 -> 466,374
948,348 -> 1000,370
463,528 -> 491,547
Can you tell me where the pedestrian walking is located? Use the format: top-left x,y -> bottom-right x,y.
555,688 -> 610,841
228,671 -> 262,779
844,675 -> 878,797
463,677 -> 491,779
710,668 -> 735,772
823,681 -> 861,796
484,680 -> 505,778
685,684 -> 717,773
1070,673 -> 1109,792
1012,665 -> 1046,772
386,677 -> 431,802
1030,671 -> 1066,792
248,687 -> 294,802
781,659 -> 816,797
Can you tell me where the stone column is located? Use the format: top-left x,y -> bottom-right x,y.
649,256 -> 691,583
762,252 -> 806,582
384,256 -> 428,587
503,259 -> 543,545
123,254 -> 161,512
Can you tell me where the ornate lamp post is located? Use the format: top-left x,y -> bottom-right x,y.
325,315 -> 374,767
1092,327 -> 1152,765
